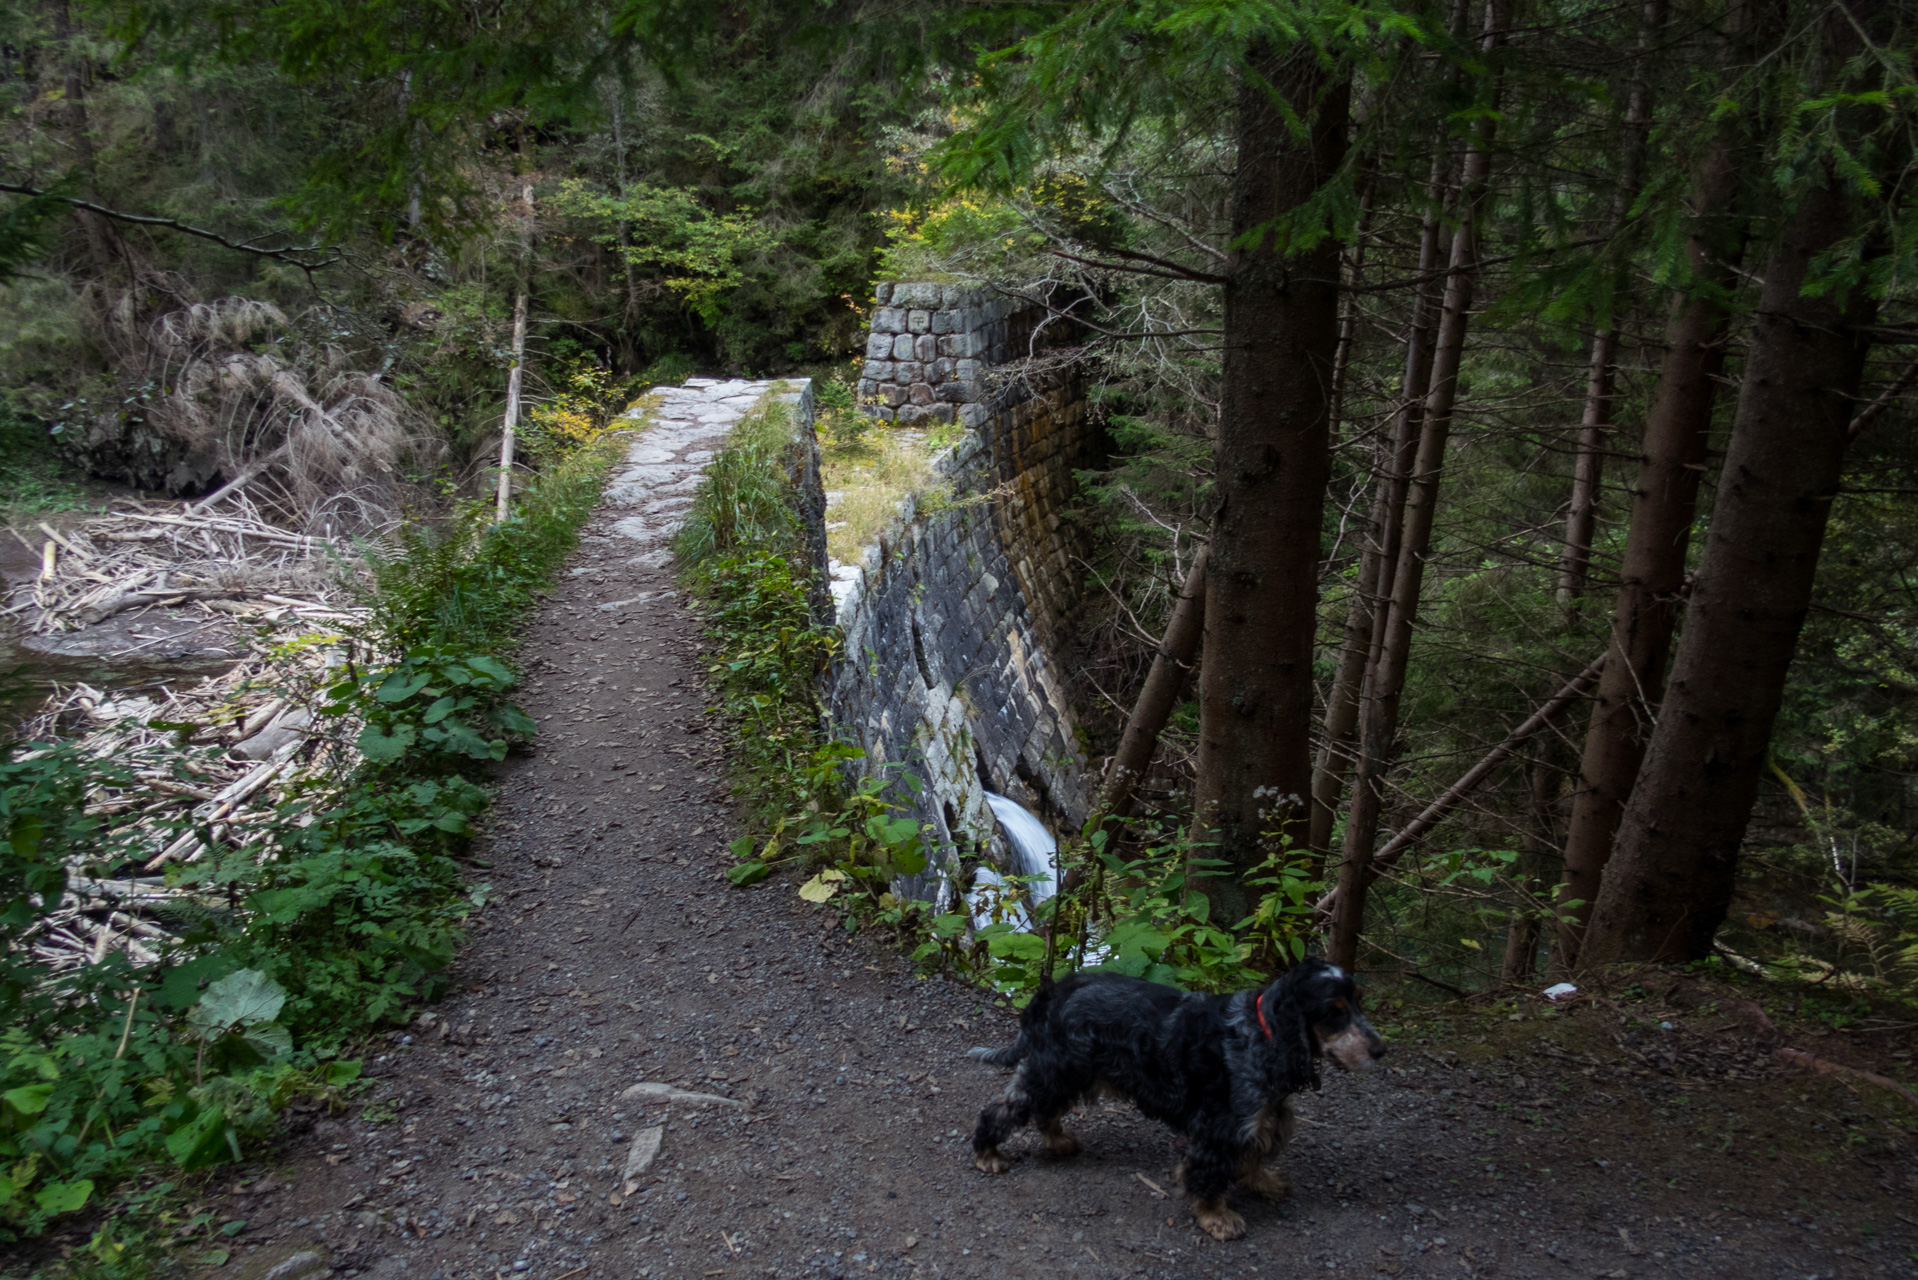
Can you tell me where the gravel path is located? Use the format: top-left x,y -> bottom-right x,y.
225,389 -> 1918,1280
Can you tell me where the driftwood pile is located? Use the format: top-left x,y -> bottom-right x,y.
9,492 -> 361,635
11,497 -> 379,978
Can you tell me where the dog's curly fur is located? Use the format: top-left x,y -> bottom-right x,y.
967,957 -> 1385,1240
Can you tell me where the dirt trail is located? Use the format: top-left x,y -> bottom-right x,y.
219,390 -> 1915,1280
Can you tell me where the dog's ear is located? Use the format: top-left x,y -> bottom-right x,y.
1293,961 -> 1364,1025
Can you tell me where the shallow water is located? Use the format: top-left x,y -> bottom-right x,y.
0,614 -> 241,724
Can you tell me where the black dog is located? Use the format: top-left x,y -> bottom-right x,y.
967,957 -> 1384,1240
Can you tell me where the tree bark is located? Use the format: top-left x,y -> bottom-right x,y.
1501,751 -> 1564,986
1553,0 -> 1664,612
496,180 -> 535,522
1555,328 -> 1620,609
1309,142 -> 1452,859
49,0 -> 121,274
1098,546 -> 1208,824
1328,0 -> 1503,970
1582,175 -> 1877,966
1551,19 -> 1757,972
1187,44 -> 1349,921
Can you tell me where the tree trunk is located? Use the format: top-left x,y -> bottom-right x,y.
1187,45 -> 1349,921
1328,0 -> 1504,970
49,0 -> 120,274
1501,751 -> 1564,986
610,90 -> 645,368
1309,143 -> 1452,859
1098,546 -> 1208,824
1551,36 -> 1755,973
1553,0 -> 1664,612
495,182 -> 534,522
1309,3 -> 1472,861
1582,175 -> 1877,966
1555,328 -> 1619,610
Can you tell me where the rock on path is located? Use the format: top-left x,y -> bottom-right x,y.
224,382 -> 1915,1280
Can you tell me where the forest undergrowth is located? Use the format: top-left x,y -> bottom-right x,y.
0,425 -> 625,1268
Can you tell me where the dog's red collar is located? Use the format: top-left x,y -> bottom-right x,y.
1256,992 -> 1273,1041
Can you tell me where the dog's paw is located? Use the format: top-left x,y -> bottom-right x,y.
1194,1203 -> 1246,1241
1239,1166 -> 1290,1200
973,1148 -> 1013,1174
1042,1132 -> 1082,1158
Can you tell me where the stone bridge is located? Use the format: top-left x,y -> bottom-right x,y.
806,283 -> 1104,905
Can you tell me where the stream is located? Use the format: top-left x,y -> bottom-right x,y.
0,611 -> 242,724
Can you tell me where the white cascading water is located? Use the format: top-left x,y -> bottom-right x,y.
965,791 -> 1058,934
983,791 -> 1058,903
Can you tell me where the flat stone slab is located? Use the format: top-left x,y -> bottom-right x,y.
607,379 -> 810,558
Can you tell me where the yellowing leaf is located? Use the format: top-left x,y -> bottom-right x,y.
1459,938 -> 1482,951
797,874 -> 841,903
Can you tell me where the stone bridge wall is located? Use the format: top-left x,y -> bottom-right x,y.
805,284 -> 1102,905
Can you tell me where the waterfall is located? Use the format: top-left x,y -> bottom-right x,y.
982,791 -> 1057,904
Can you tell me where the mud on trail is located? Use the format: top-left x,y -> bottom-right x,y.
206,392 -> 1915,1280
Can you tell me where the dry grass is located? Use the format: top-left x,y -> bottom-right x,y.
88,294 -> 435,534
819,424 -> 944,563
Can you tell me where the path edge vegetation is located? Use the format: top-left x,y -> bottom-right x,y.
682,389 -> 1326,1009
1,427 -> 629,1268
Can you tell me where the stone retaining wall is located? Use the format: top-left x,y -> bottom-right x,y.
809,285 -> 1101,906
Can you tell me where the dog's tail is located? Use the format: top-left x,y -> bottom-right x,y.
965,975 -> 1059,1068
966,1042 -> 1023,1067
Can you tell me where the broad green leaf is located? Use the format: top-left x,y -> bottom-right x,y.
356,723 -> 417,762
9,813 -> 43,857
986,932 -> 1046,960
239,1021 -> 294,1060
321,1060 -> 363,1086
194,968 -> 287,1030
33,1179 -> 92,1214
494,704 -> 537,735
165,1107 -> 232,1170
725,861 -> 771,887
374,672 -> 432,704
464,654 -> 515,685
2,1084 -> 52,1116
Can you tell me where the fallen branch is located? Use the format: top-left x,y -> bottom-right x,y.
1318,654 -> 1606,917
1848,353 -> 1918,442
186,449 -> 286,515
1776,1047 -> 1918,1109
617,1082 -> 748,1110
1097,545 -> 1209,824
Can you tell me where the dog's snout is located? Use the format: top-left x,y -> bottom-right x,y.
1369,1040 -> 1387,1060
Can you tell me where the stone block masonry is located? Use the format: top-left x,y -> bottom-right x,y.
811,283 -> 1102,908
604,361 -> 1096,913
